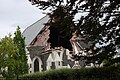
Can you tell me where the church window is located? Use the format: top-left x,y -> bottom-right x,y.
58,61 -> 61,66
30,64 -> 32,68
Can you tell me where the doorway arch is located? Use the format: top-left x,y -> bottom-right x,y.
32,56 -> 42,72
34,58 -> 39,72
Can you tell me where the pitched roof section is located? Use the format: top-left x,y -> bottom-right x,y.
23,15 -> 49,46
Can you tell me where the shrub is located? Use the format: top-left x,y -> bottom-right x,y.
20,64 -> 120,80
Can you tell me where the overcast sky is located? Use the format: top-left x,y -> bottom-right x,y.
0,0 -> 45,38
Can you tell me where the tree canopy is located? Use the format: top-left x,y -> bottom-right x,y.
0,26 -> 28,78
0,35 -> 18,77
29,0 -> 120,66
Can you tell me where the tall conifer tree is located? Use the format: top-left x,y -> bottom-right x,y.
13,26 -> 28,74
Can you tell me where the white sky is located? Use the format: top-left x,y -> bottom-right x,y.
0,0 -> 45,38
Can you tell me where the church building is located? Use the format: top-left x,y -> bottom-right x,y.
23,16 -> 76,73
23,15 -> 90,73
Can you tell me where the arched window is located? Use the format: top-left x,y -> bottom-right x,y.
34,58 -> 39,72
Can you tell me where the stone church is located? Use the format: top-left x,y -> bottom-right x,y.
23,15 -> 91,73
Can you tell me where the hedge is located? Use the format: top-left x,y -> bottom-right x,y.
19,64 -> 120,80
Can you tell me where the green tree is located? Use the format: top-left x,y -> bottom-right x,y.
29,0 -> 120,66
13,26 -> 28,75
0,35 -> 18,78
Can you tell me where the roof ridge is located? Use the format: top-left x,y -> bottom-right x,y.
22,15 -> 48,34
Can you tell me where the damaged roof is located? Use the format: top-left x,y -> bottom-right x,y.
22,15 -> 49,46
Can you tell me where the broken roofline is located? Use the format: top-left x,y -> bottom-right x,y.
23,14 -> 92,52
22,15 -> 50,46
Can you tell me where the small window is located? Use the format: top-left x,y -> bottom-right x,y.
30,64 -> 32,68
41,65 -> 43,68
58,61 -> 60,66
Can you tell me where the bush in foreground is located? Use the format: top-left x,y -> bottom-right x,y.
20,65 -> 120,80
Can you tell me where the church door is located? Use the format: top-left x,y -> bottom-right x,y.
34,58 -> 39,72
